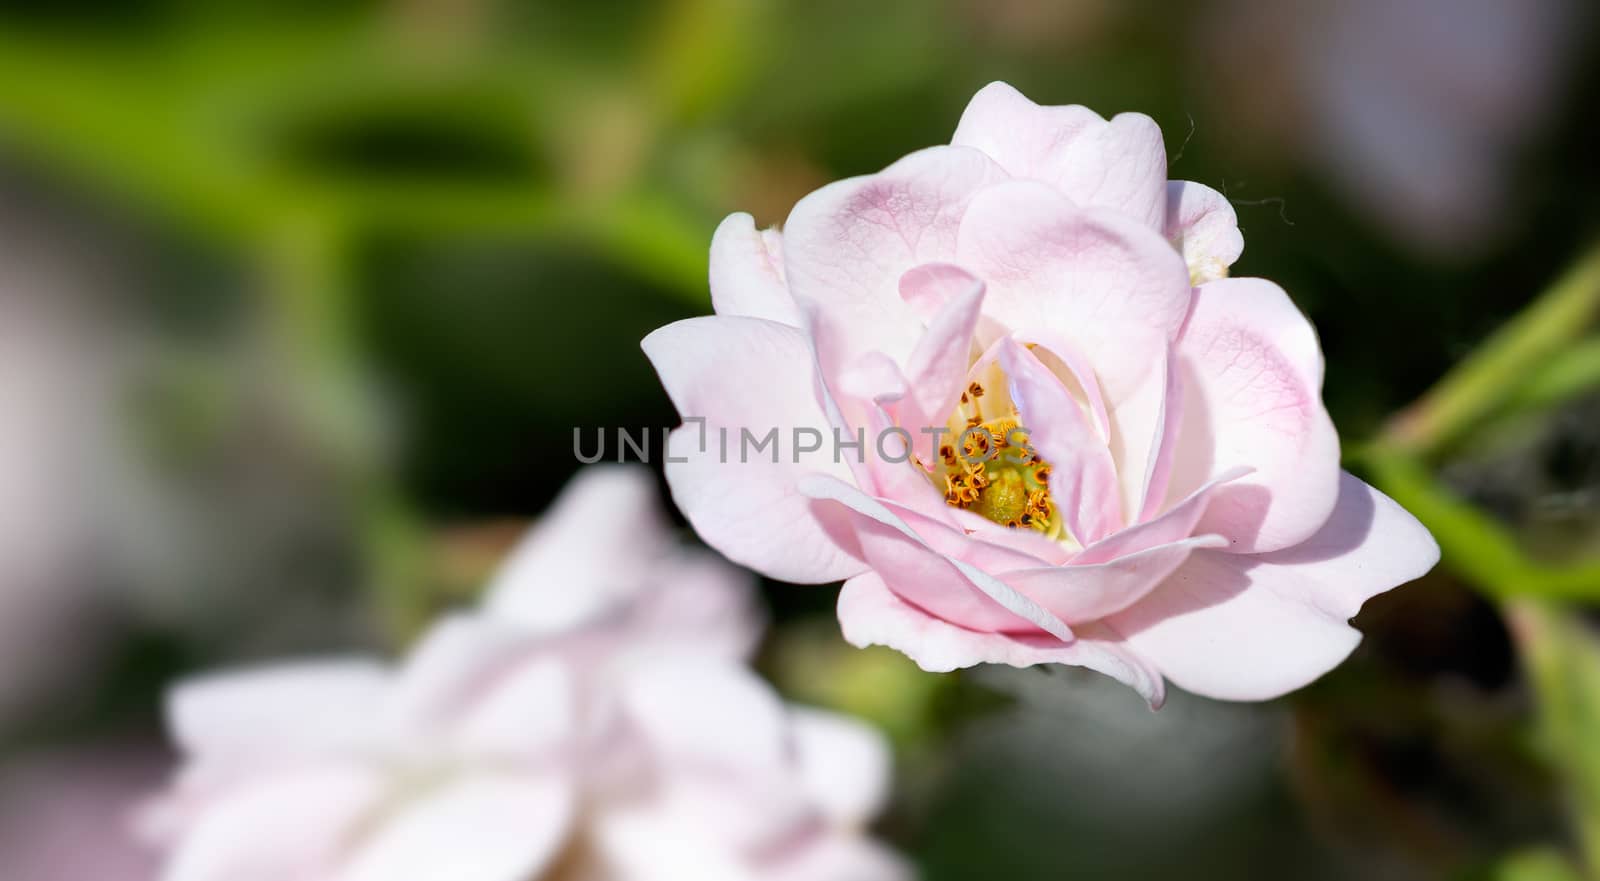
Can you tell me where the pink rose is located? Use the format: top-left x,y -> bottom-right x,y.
642,82 -> 1439,706
143,467 -> 905,881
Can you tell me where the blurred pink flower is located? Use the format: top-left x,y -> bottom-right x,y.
0,740 -> 165,881
143,466 -> 905,881
642,82 -> 1439,706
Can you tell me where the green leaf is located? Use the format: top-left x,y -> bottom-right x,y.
1487,848 -> 1583,881
1507,600 -> 1600,878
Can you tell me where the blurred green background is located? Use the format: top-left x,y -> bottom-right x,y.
0,1 -> 1599,879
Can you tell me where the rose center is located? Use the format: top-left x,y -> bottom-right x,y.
927,381 -> 1058,535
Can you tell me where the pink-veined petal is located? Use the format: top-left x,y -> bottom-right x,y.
1166,278 -> 1341,553
898,262 -> 983,322
783,145 -> 1008,387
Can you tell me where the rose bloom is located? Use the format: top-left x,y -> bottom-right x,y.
642,82 -> 1439,706
142,467 -> 905,881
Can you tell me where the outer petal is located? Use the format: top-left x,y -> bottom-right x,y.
337,776 -> 575,881
627,549 -> 764,661
800,474 -> 1071,640
483,465 -> 664,636
709,212 -> 801,326
385,614 -> 529,732
769,836 -> 912,881
955,180 -> 1192,403
952,81 -> 1168,229
452,656 -> 575,759
1165,181 -> 1243,284
790,708 -> 891,827
167,660 -> 387,759
642,316 -> 865,584
837,572 -> 1165,707
1167,278 -> 1341,553
160,766 -> 383,881
620,660 -> 788,772
590,808 -> 753,881
1109,472 -> 1438,701
783,145 -> 1008,385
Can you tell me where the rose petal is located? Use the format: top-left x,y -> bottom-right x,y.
1072,466 -> 1250,565
952,81 -> 1169,229
642,315 -> 866,584
1002,535 -> 1227,625
385,614 -> 529,732
897,266 -> 985,433
955,180 -> 1192,406
768,836 -> 912,881
710,212 -> 800,326
799,474 -> 1071,640
1010,329 -> 1110,442
1137,344 -> 1185,521
1109,472 -> 1438,701
1165,181 -> 1243,284
998,337 -> 1122,543
784,145 -> 1007,388
590,807 -> 752,881
837,572 -> 1165,707
452,656 -> 575,759
168,660 -> 388,759
625,550 -> 764,662
483,465 -> 664,636
1166,278 -> 1341,553
620,661 -> 788,772
162,766 -> 383,881
337,776 -> 574,881
790,707 -> 892,827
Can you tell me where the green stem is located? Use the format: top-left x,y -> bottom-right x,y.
1381,240 -> 1600,458
264,215 -> 430,645
1504,599 -> 1600,878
